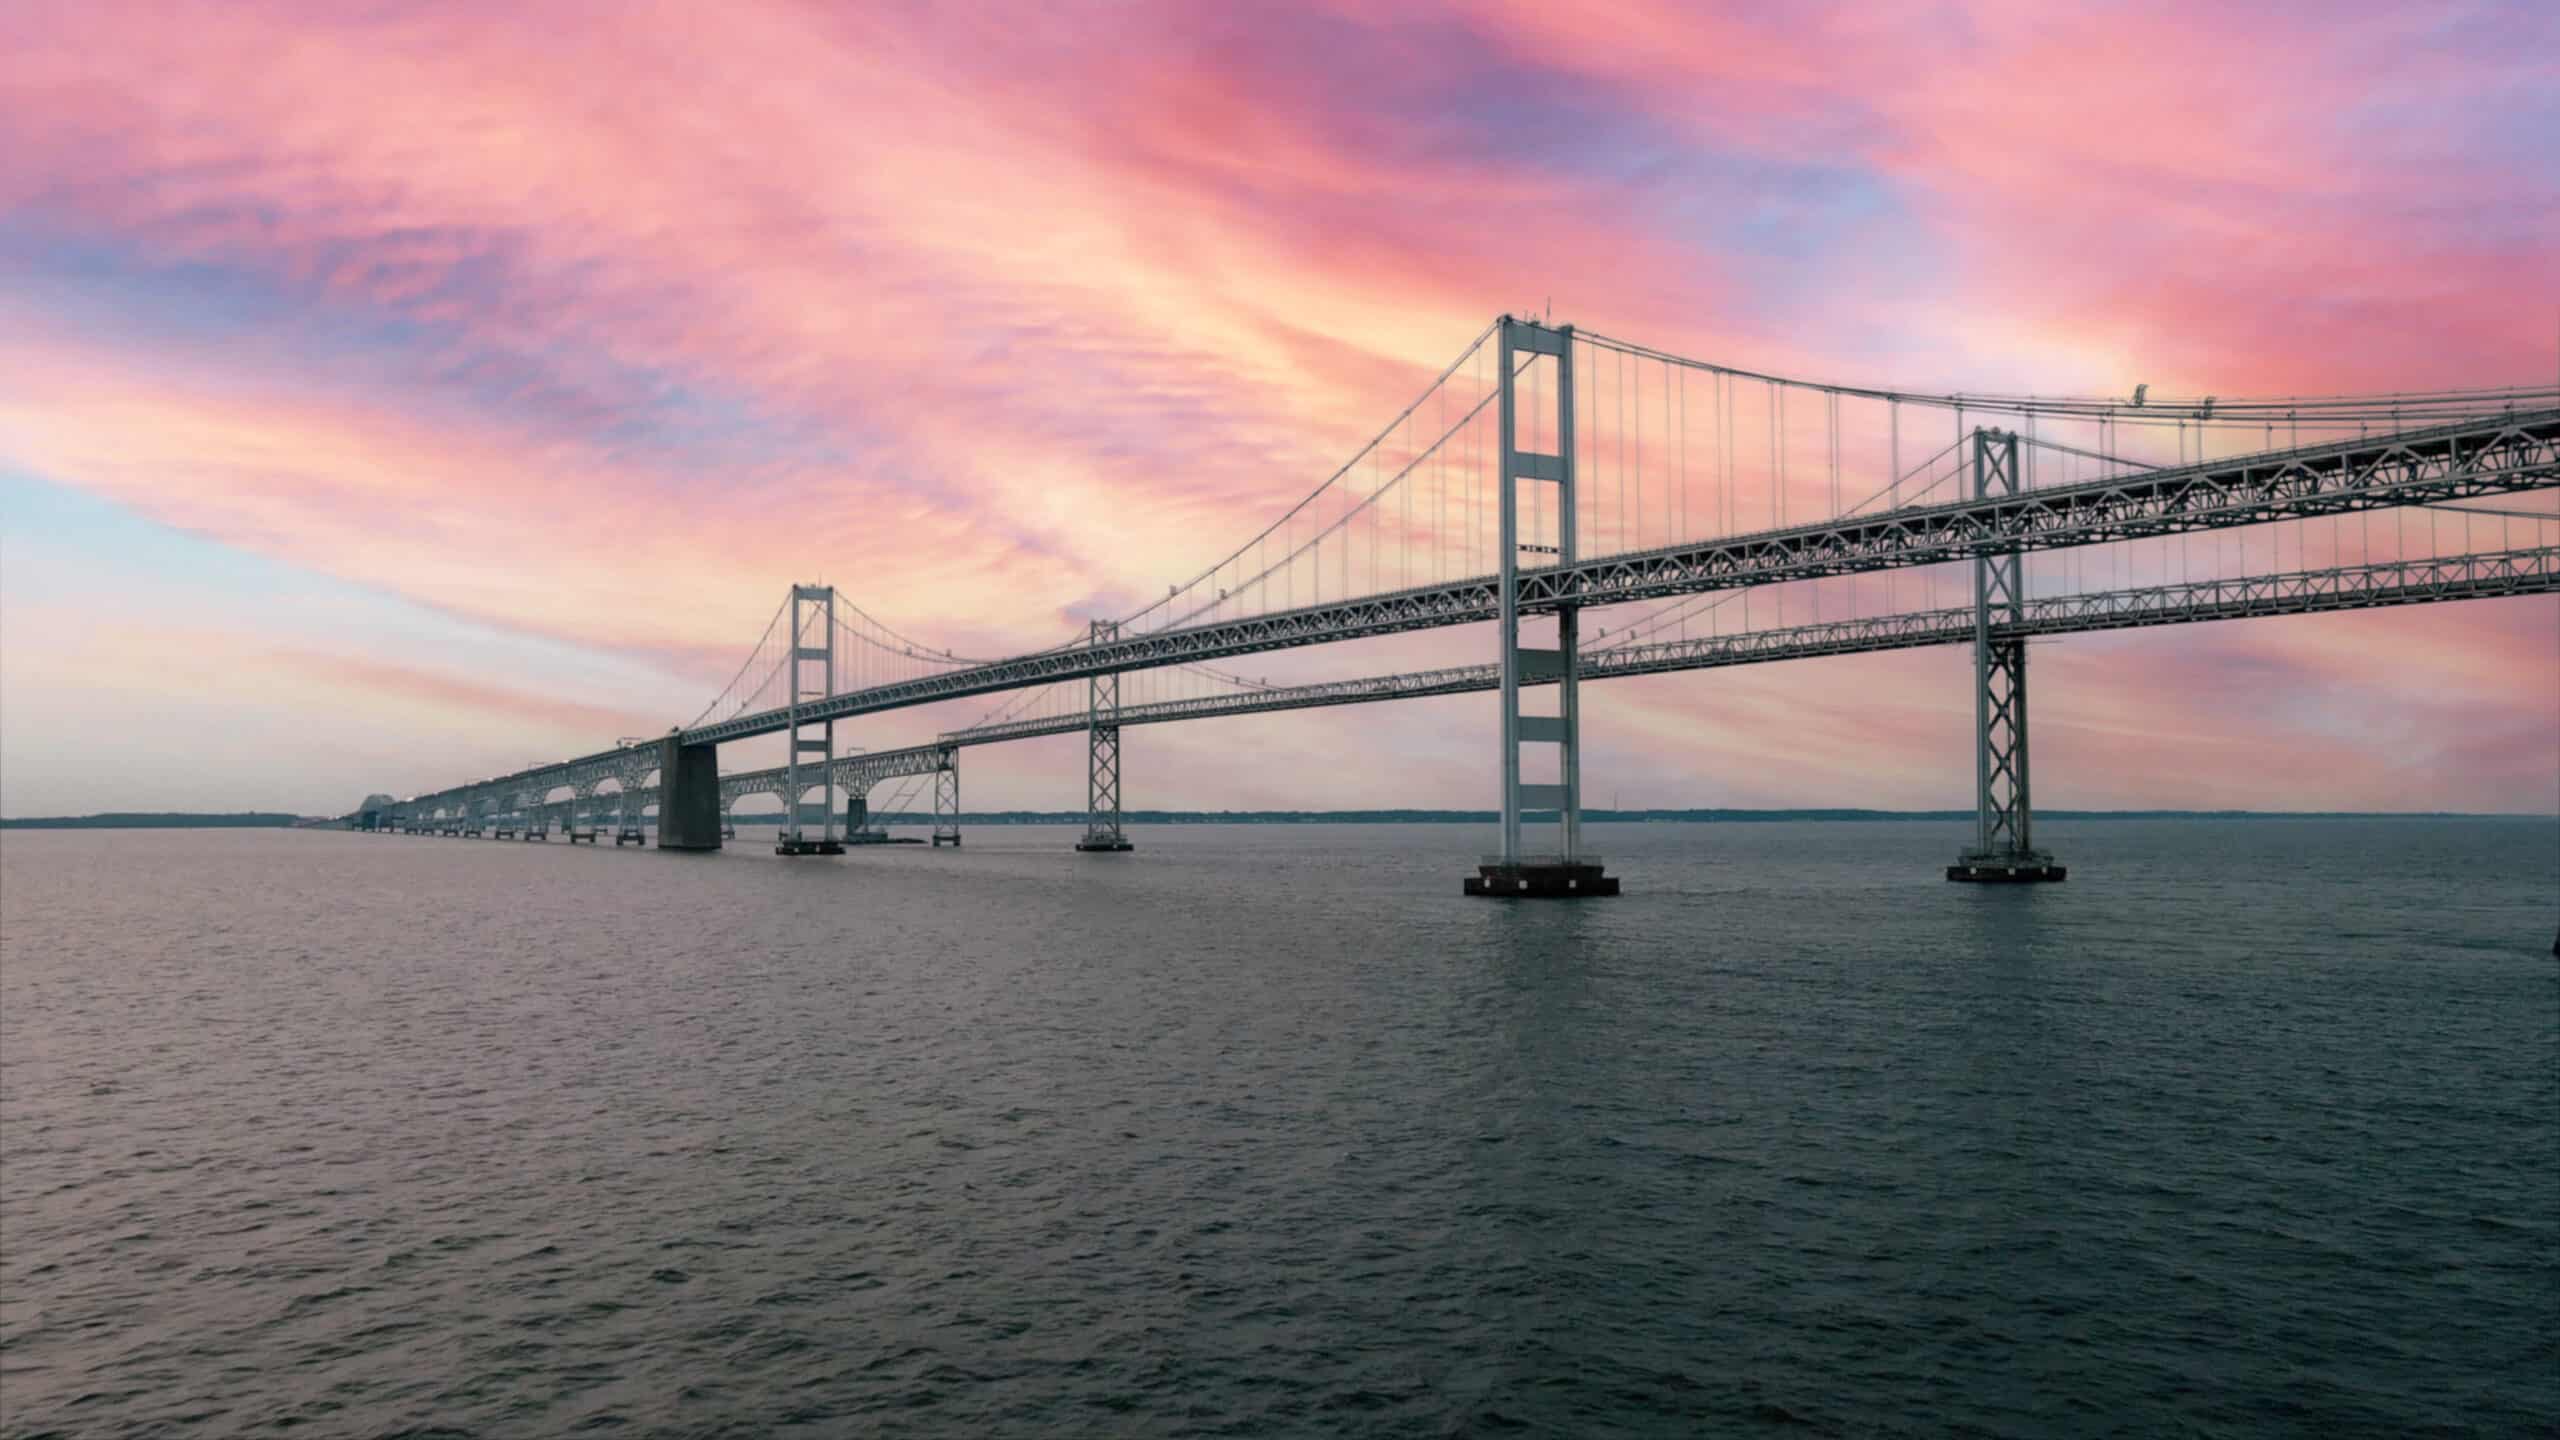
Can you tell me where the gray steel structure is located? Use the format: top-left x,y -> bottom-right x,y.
365,315 -> 2558,881
1076,620 -> 1132,851
373,547 -> 2555,847
939,546 -> 2559,745
384,413 -> 2557,845
1490,318 -> 1590,878
664,407 -> 2560,750
779,584 -> 841,853
1953,430 -> 2059,881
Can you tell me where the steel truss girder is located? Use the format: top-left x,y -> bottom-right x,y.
381,412 -> 2557,818
938,546 -> 2560,745
704,742 -> 954,811
667,411 -> 2559,751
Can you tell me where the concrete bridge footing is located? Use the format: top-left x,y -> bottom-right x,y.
656,737 -> 724,852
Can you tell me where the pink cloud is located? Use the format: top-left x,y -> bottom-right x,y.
0,0 -> 2550,812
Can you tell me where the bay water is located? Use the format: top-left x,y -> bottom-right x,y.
3,820 -> 2553,1436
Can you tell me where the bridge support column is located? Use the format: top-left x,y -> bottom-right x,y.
932,751 -> 961,847
1949,428 -> 2065,884
657,736 -> 723,851
613,783 -> 645,845
1468,316 -> 1614,898
1076,619 -> 1133,852
778,584 -> 845,856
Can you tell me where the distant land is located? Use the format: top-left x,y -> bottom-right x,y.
754,807 -> 2558,826
6,808 -> 2551,831
1,812 -> 305,829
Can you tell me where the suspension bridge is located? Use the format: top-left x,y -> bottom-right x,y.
352,317 -> 2560,896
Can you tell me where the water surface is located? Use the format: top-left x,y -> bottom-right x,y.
3,820 -> 2554,1436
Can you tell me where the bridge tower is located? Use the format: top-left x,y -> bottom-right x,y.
1468,316 -> 1616,897
1074,619 -> 1133,852
1948,429 -> 2066,883
778,584 -> 846,856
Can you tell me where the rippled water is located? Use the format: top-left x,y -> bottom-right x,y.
2,820 -> 2554,1436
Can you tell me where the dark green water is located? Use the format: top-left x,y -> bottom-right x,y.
2,820 -> 2554,1436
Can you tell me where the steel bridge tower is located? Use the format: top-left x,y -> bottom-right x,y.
777,583 -> 846,856
932,750 -> 962,847
1467,316 -> 1616,897
1948,429 -> 2065,882
1075,618 -> 1133,852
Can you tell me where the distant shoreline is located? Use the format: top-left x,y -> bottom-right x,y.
759,808 -> 2558,826
2,812 -> 304,830
8,809 -> 2553,830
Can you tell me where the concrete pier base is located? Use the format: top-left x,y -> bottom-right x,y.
1074,835 -> 1134,853
775,837 -> 844,856
932,831 -> 961,848
1947,852 -> 2067,883
568,827 -> 598,844
613,827 -> 645,846
656,737 -> 724,852
1464,860 -> 1619,898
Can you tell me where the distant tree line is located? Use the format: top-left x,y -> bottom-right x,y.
1,812 -> 303,829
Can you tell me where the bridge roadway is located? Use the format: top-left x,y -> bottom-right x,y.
677,409 -> 2560,747
428,544 -> 2550,828
394,409 -> 2560,825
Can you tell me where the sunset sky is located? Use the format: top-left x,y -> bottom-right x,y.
3,0 -> 2554,818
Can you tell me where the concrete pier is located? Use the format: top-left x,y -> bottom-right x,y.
655,736 -> 724,852
1464,859 -> 1619,898
1947,856 -> 2067,883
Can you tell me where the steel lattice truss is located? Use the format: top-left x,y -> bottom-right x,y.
1082,620 -> 1126,846
380,407 -> 2559,820
710,743 -> 955,810
671,411 -> 2559,749
1966,432 -> 2037,862
376,546 -> 2555,824
934,546 -> 2560,749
